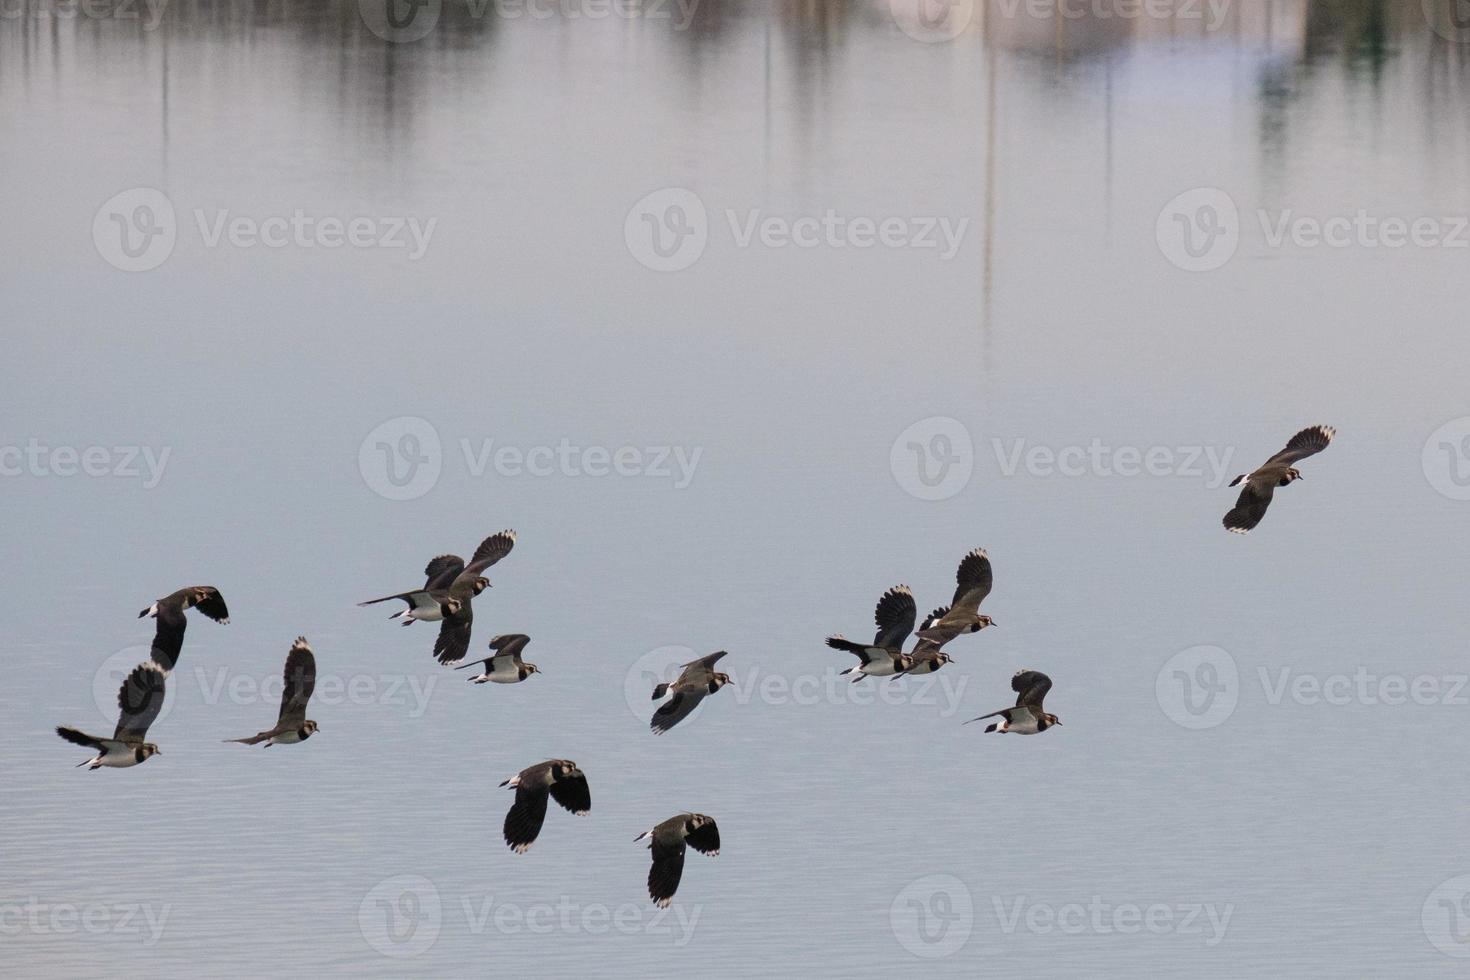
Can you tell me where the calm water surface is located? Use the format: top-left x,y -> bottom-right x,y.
4,0 -> 1470,975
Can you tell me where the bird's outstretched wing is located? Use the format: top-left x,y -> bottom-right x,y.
114,662 -> 167,742
1264,425 -> 1334,469
278,638 -> 316,726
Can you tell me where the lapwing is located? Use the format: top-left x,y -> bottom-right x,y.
56,661 -> 167,769
650,651 -> 732,735
635,813 -> 720,908
826,585 -> 916,681
456,633 -> 540,684
358,530 -> 516,626
225,637 -> 319,746
915,548 -> 995,644
965,669 -> 1061,734
1223,426 -> 1334,534
138,586 -> 229,672
499,759 -> 590,853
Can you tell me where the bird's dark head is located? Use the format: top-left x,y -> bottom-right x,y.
708,672 -> 732,693
472,577 -> 491,595
301,720 -> 320,737
1282,467 -> 1303,485
140,743 -> 161,760
525,663 -> 541,675
936,651 -> 955,666
553,760 -> 581,781
1044,713 -> 1062,728
975,615 -> 996,630
687,812 -> 713,831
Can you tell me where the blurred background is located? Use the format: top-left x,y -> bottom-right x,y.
4,0 -> 1470,975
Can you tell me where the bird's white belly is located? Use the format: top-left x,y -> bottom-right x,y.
100,748 -> 141,767
269,730 -> 304,745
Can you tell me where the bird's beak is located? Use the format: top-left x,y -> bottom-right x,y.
989,620 -> 998,627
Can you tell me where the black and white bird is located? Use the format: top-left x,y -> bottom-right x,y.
138,586 -> 230,672
915,548 -> 996,644
650,651 -> 732,735
1223,426 -> 1335,534
455,633 -> 540,684
358,530 -> 516,627
826,585 -> 916,681
635,813 -> 720,908
225,637 -> 319,747
965,669 -> 1061,734
499,759 -> 590,853
56,662 -> 167,769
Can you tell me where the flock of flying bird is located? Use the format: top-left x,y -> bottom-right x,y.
52,425 -> 1335,907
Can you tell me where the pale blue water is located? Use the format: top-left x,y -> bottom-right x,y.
4,1 -> 1470,976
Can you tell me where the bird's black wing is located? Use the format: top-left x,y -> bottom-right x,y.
488,633 -> 532,663
114,662 -> 167,741
1223,480 -> 1275,534
503,785 -> 549,853
434,605 -> 473,665
685,817 -> 720,856
149,605 -> 188,672
278,638 -> 316,725
651,687 -> 704,734
648,839 -> 686,908
951,548 -> 993,612
1265,425 -> 1334,468
1011,670 -> 1052,709
461,530 -> 517,577
423,554 -> 465,590
872,586 -> 916,649
190,587 -> 230,624
548,771 -> 591,815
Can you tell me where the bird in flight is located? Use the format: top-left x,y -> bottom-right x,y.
636,813 -> 721,908
456,633 -> 540,684
650,651 -> 732,735
56,661 -> 167,769
915,548 -> 996,644
225,637 -> 320,747
138,586 -> 230,672
358,530 -> 516,627
826,585 -> 916,681
499,759 -> 590,854
1223,426 -> 1334,534
965,669 -> 1061,734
